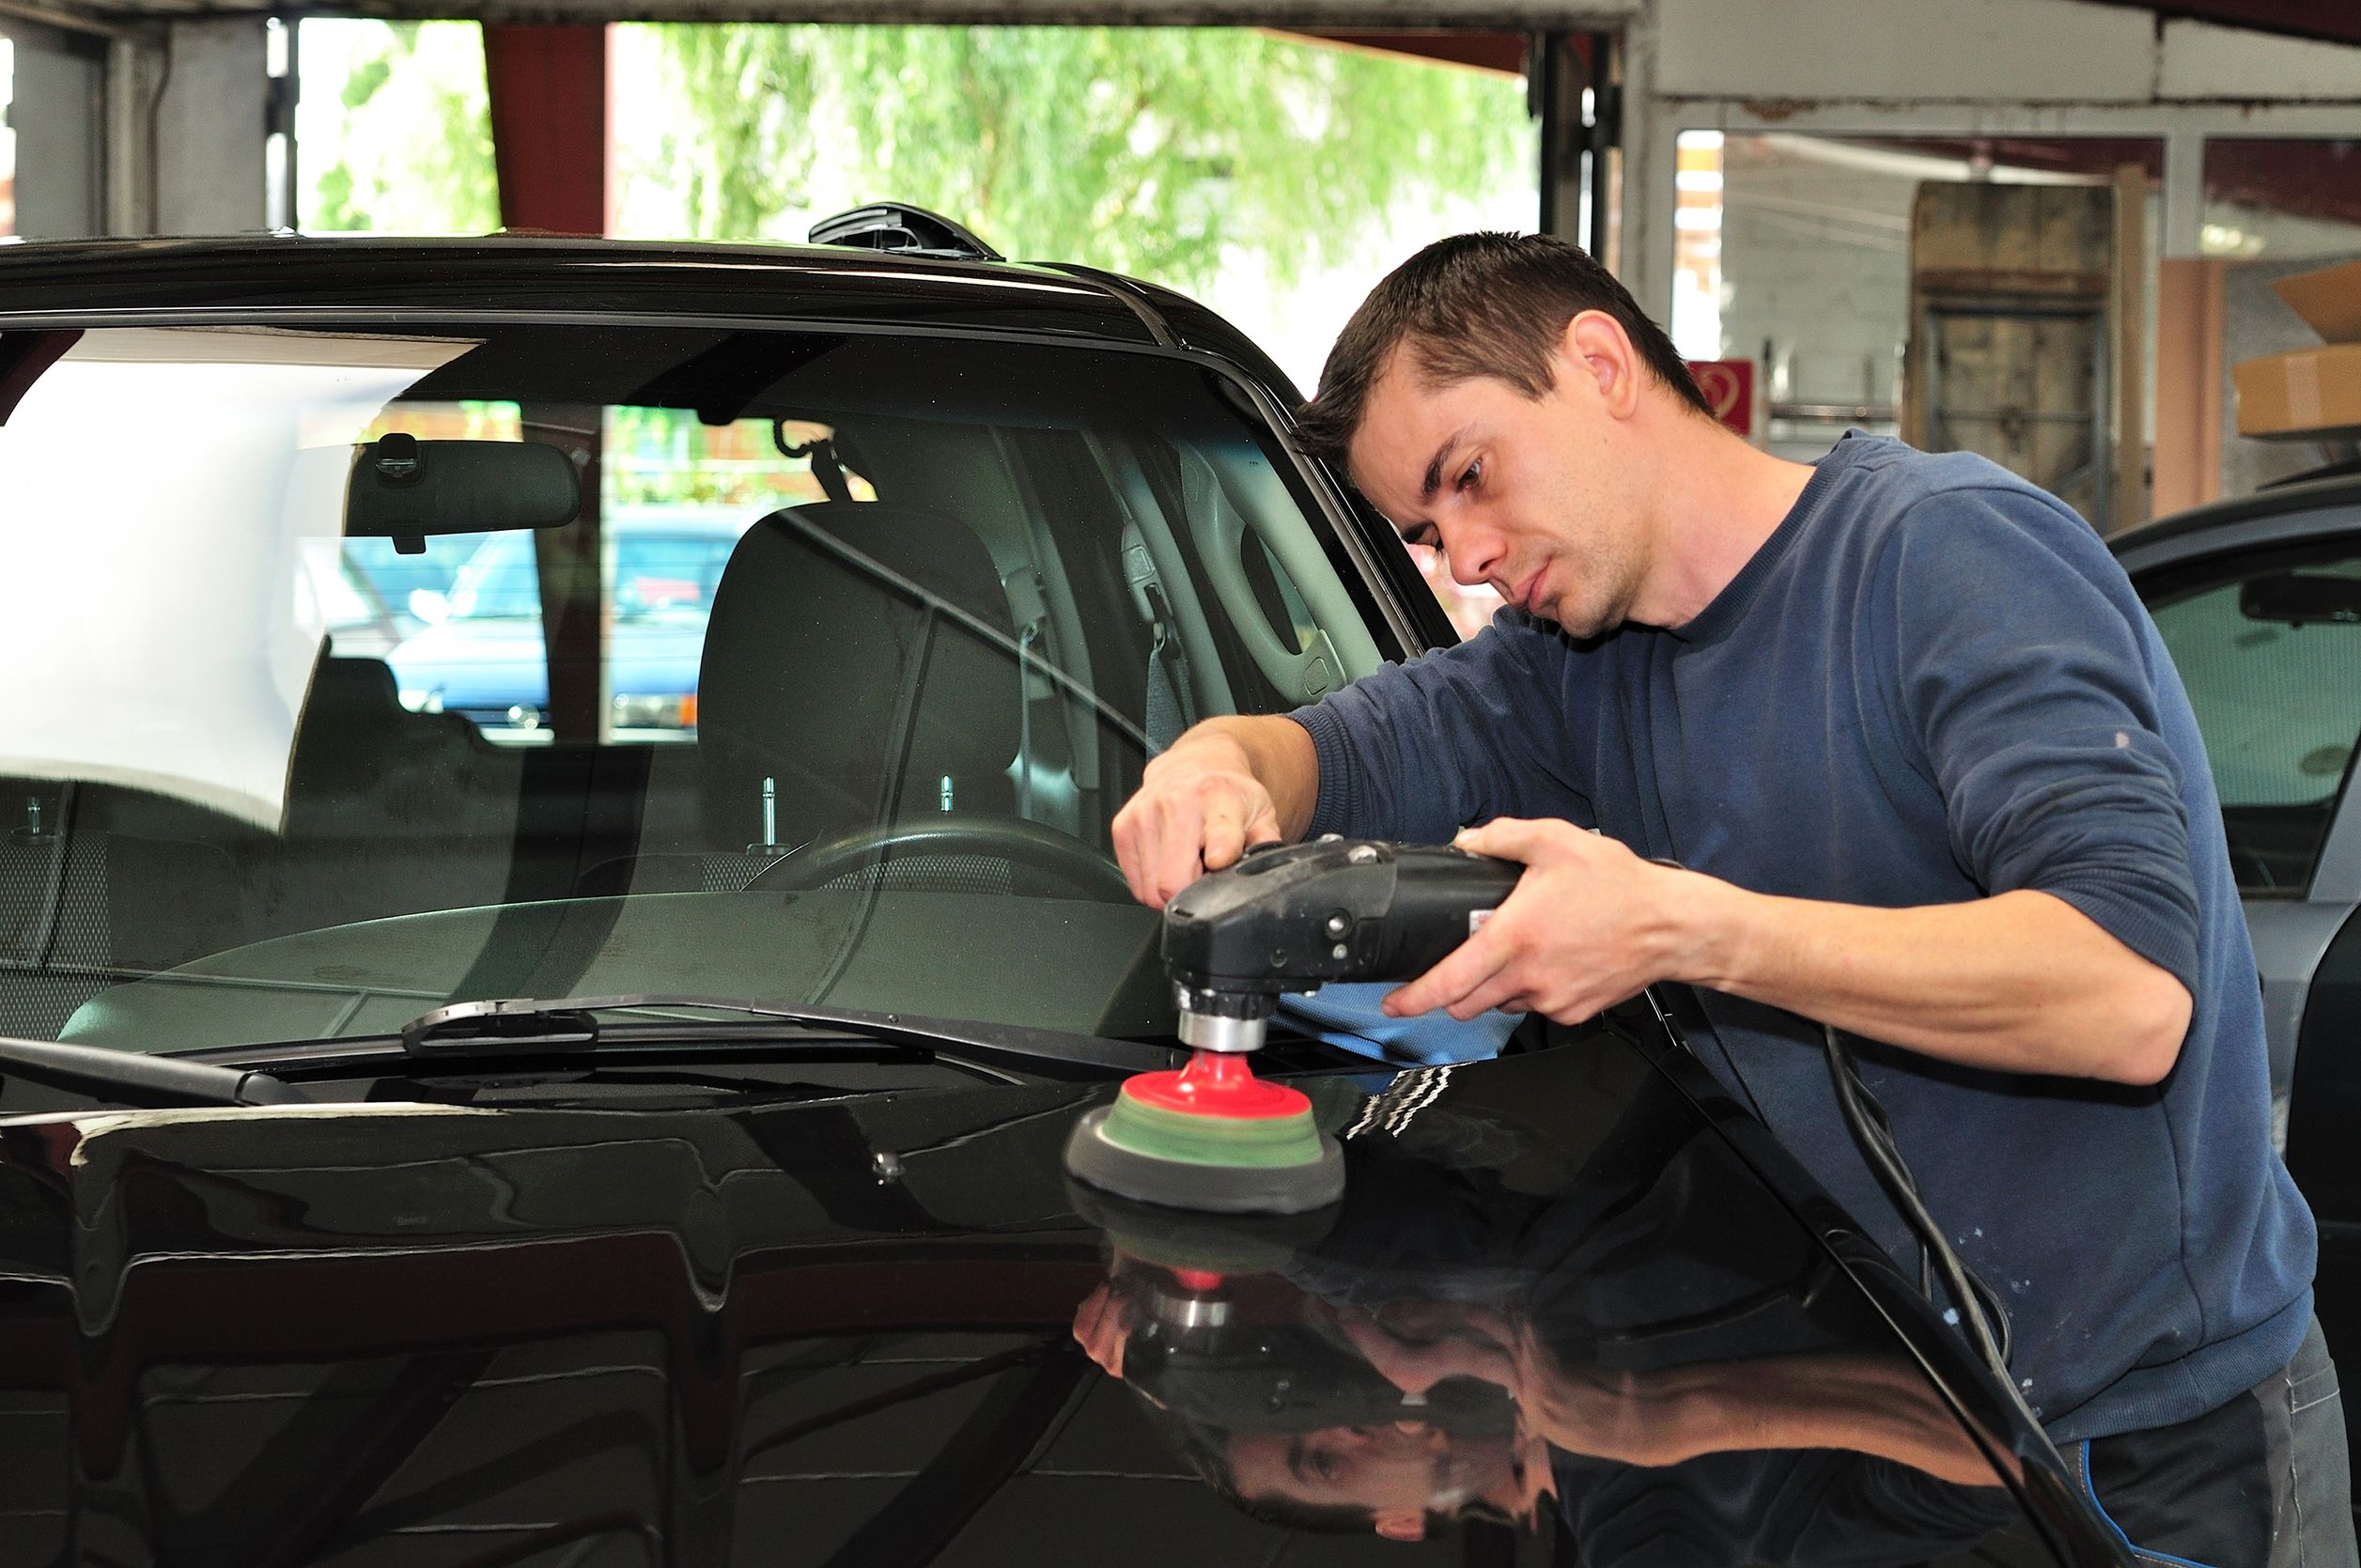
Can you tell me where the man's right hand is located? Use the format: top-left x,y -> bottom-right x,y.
1111,716 -> 1319,908
1112,734 -> 1284,908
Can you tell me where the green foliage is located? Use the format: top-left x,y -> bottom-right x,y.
312,163 -> 364,232
649,25 -> 1530,289
341,56 -> 391,112
303,21 -> 499,236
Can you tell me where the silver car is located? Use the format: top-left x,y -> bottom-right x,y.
2116,470 -> 2361,1456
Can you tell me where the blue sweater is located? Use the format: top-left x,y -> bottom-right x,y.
1291,432 -> 2316,1442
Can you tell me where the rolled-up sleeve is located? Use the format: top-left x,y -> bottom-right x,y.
1289,614 -> 1582,844
1883,489 -> 2201,994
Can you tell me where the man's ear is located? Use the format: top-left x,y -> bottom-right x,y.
1373,1510 -> 1427,1542
1560,310 -> 1644,418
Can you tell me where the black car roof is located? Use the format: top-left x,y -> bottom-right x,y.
0,233 -> 1298,395
2111,471 -> 2361,557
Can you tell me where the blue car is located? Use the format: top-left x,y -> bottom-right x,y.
386,510 -> 754,740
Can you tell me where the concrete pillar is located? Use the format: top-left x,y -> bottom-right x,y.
6,20 -> 106,240
1619,23 -> 1672,322
152,18 -> 266,235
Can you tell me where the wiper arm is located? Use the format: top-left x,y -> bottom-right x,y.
0,1033 -> 310,1109
388,994 -> 1178,1080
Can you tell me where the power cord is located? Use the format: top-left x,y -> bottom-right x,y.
1820,1022 -> 2013,1381
1637,852 -> 2021,1396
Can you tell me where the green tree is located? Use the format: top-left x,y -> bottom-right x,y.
650,25 -> 1530,289
303,20 -> 499,235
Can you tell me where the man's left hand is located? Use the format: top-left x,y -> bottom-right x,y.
1382,817 -> 1692,1024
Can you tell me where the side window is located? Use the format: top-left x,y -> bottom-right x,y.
2145,541 -> 2361,896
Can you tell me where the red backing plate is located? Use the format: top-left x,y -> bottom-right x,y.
1121,1050 -> 1313,1120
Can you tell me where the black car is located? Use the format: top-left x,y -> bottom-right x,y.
0,225 -> 2123,1563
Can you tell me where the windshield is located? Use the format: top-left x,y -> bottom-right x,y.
0,320 -> 1389,1053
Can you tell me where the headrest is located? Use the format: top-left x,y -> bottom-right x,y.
697,502 -> 1022,846
303,654 -> 406,718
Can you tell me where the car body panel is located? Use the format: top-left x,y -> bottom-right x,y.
0,236 -> 1163,347
2245,898 -> 2358,1144
0,1016 -> 2113,1564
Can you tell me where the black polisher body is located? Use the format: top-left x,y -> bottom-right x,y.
1161,839 -> 1525,1009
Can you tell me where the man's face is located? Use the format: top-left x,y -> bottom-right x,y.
1345,330 -> 1649,640
1227,1421 -> 1514,1541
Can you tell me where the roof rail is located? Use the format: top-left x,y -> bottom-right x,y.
807,203 -> 1003,263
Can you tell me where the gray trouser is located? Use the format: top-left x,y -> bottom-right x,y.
2070,1316 -> 2357,1567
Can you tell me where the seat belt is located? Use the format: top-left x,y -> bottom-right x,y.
1123,525 -> 1197,754
778,434 -> 853,505
1002,566 -> 1052,818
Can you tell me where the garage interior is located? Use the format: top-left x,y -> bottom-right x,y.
2,3 -> 2360,1563
2,0 -> 2357,536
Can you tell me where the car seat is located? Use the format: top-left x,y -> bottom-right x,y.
695,502 -> 1027,888
0,778 -> 245,1040
265,654 -> 520,935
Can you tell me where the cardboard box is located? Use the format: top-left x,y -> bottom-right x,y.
2233,258 -> 2361,442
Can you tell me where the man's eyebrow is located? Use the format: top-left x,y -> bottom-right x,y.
1419,427 -> 1469,505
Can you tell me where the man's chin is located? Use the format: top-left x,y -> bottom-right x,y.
1533,602 -> 1605,638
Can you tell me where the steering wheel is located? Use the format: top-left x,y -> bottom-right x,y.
745,813 -> 1135,903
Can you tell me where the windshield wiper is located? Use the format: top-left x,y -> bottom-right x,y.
208,994 -> 1179,1083
0,1033 -> 309,1109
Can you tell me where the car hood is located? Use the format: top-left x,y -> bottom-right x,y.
0,1023 -> 2107,1564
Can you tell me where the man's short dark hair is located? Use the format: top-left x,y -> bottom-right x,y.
1293,232 -> 1714,466
1139,1401 -> 1497,1540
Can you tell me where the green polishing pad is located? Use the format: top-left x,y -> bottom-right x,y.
1096,1092 -> 1328,1169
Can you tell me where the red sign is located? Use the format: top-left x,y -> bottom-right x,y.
1686,359 -> 1756,438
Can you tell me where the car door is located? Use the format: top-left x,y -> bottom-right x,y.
2126,514 -> 2361,1444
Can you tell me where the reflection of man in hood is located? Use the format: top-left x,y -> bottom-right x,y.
1072,1261 -> 1546,1542
1070,1072 -> 2019,1557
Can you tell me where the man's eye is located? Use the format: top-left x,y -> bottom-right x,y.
1456,460 -> 1483,492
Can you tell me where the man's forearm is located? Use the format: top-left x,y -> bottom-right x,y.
1674,879 -> 2193,1085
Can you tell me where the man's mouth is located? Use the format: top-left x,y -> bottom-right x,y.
1507,572 -> 1543,616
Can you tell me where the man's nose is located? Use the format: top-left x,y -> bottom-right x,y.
1438,520 -> 1504,588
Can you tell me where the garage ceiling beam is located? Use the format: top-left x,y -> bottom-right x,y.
2087,0 -> 2361,49
1283,28 -> 1529,77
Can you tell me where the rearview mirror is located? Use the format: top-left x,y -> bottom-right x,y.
347,435 -> 579,556
2240,573 -> 2361,627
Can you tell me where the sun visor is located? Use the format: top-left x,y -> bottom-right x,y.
0,327 -> 480,830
